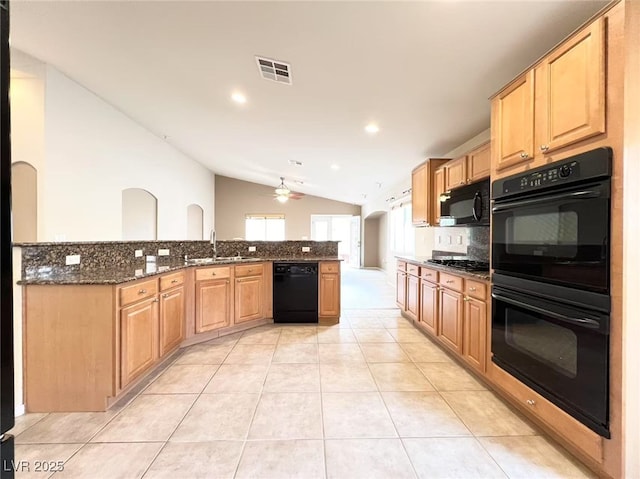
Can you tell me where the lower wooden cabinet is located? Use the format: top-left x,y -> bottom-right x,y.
120,297 -> 159,388
420,279 -> 438,336
235,275 -> 264,323
159,286 -> 185,356
319,272 -> 340,317
463,296 -> 487,373
396,271 -> 407,309
196,278 -> 232,332
406,273 -> 419,321
438,287 -> 464,354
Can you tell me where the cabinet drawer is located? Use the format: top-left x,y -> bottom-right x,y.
195,266 -> 231,281
320,262 -> 340,274
406,263 -> 420,276
160,271 -> 185,291
397,261 -> 407,271
119,279 -> 158,307
235,263 -> 264,278
465,279 -> 487,301
439,272 -> 463,292
421,268 -> 438,283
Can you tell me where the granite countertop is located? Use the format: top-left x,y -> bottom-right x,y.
20,257 -> 342,285
396,255 -> 491,282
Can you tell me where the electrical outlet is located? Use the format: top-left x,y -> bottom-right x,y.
248,246 -> 256,252
447,236 -> 452,245
135,249 -> 143,258
302,246 -> 311,253
65,254 -> 80,265
158,249 -> 170,256
135,268 -> 143,276
457,235 -> 463,245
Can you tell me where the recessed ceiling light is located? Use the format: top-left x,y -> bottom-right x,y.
294,180 -> 304,185
365,123 -> 379,134
330,164 -> 340,170
231,92 -> 247,104
288,160 -> 303,167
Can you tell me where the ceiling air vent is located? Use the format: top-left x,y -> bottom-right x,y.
255,56 -> 292,85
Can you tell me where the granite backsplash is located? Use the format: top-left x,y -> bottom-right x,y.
17,240 -> 339,275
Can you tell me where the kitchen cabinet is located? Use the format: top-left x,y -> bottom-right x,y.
120,297 -> 159,388
535,19 -> 605,154
419,275 -> 438,336
411,158 -> 449,225
444,156 -> 467,191
195,266 -> 232,333
438,287 -> 463,355
405,263 -> 420,321
319,261 -> 341,319
466,142 -> 491,183
159,286 -> 185,356
396,262 -> 407,310
235,264 -> 265,324
433,166 -> 446,225
463,296 -> 486,373
492,18 -> 605,173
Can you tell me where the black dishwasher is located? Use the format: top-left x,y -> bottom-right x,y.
273,263 -> 318,323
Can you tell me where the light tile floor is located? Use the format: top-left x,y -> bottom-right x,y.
10,272 -> 596,479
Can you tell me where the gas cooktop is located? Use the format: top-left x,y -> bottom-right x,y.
427,259 -> 490,272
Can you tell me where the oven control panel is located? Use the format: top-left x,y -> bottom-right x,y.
502,161 -> 580,194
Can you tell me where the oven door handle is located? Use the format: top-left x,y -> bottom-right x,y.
491,189 -> 601,213
491,292 -> 602,330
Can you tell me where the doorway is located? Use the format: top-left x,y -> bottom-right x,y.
310,214 -> 361,267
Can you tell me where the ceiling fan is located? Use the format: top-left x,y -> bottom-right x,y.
273,177 -> 304,203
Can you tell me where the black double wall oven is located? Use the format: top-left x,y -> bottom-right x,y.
491,147 -> 612,438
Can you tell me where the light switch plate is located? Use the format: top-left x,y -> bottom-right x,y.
135,249 -> 143,258
457,235 -> 463,245
302,246 -> 311,253
447,236 -> 452,245
65,254 -> 80,265
248,246 -> 256,252
158,249 -> 170,256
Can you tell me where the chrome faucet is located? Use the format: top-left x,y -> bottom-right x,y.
210,229 -> 217,259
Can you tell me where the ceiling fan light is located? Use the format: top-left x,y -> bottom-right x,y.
276,195 -> 289,203
275,187 -> 290,195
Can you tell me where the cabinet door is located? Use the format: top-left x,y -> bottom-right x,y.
463,297 -> 487,373
411,163 -> 427,225
196,279 -> 231,333
420,279 -> 438,336
396,271 -> 407,309
438,288 -> 463,354
121,298 -> 158,388
406,274 -> 419,321
467,142 -> 491,182
319,272 -> 340,317
235,275 -> 264,324
445,156 -> 467,191
433,167 -> 446,226
159,286 -> 185,356
537,18 -> 605,154
493,70 -> 535,170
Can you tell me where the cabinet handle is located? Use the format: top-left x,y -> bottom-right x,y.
162,293 -> 168,298
171,279 -> 178,284
463,297 -> 470,302
520,152 -> 529,159
526,399 -> 536,406
212,272 -> 216,276
540,145 -> 549,152
468,287 -> 476,292
138,289 -> 147,294
152,298 -> 159,303
446,280 -> 454,284
466,178 -> 471,183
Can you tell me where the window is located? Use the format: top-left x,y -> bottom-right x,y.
245,214 -> 285,241
389,202 -> 414,255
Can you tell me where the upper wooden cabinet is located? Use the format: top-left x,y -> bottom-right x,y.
445,156 -> 467,191
492,17 -> 606,173
467,142 -> 491,182
492,70 -> 535,171
433,167 -> 446,226
411,158 -> 449,226
536,18 -> 605,154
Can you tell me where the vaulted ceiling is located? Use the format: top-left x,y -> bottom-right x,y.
10,1 -> 607,204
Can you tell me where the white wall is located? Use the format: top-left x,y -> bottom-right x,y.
41,65 -> 215,241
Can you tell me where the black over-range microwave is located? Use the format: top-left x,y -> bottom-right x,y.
439,179 -> 490,226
